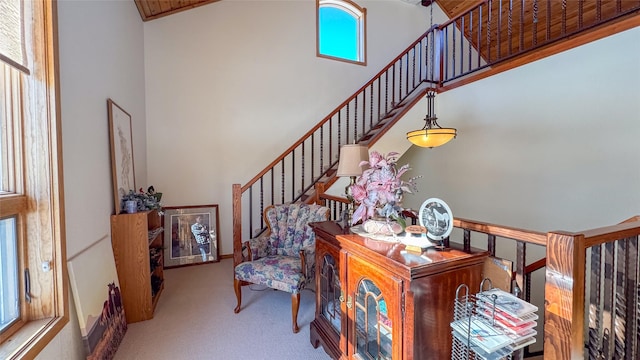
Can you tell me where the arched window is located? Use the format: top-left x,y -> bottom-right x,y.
317,0 -> 366,65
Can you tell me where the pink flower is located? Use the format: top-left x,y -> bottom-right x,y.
349,151 -> 419,225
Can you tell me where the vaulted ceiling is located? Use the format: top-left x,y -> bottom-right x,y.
133,0 -> 471,22
134,0 -> 222,22
133,0 -> 638,69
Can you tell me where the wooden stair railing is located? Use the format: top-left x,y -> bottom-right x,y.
232,28 -> 440,266
434,0 -> 640,90
233,1 -> 640,268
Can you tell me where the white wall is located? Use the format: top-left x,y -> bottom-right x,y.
402,27 -> 640,233
144,0 -> 431,255
42,0 -> 639,356
39,0 -> 147,358
58,0 -> 147,258
400,27 -> 640,350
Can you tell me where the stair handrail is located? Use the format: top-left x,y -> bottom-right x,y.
232,1 -> 640,268
239,25 -> 440,192
232,27 -> 440,265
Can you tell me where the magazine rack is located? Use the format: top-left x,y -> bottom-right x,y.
451,280 -> 538,360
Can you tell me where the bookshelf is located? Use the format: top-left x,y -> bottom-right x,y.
110,209 -> 164,323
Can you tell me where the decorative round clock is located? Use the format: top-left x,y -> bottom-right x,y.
418,198 -> 453,241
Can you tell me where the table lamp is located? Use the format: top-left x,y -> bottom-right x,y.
336,144 -> 369,226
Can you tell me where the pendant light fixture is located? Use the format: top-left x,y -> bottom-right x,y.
406,89 -> 457,148
406,3 -> 457,148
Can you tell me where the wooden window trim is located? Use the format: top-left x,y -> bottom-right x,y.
316,0 -> 367,66
0,0 -> 68,358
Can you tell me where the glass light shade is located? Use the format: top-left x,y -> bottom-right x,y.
337,144 -> 369,177
406,128 -> 457,148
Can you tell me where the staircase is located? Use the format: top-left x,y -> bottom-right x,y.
232,0 -> 640,264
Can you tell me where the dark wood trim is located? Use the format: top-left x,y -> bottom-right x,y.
439,14 -> 640,93
453,217 -> 547,246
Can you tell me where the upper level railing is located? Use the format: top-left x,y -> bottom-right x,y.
436,0 -> 640,85
232,1 -> 640,267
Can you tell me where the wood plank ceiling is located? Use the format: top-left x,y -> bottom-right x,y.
134,0 -> 639,66
133,0 -> 478,22
132,0 -> 456,22
437,0 -> 640,61
134,0 -> 222,22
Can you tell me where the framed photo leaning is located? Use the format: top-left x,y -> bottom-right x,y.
162,205 -> 220,268
107,99 -> 135,214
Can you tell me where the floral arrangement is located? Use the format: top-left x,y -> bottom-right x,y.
121,186 -> 163,213
350,151 -> 420,226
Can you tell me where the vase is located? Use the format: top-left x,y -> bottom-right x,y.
362,217 -> 403,236
125,200 -> 137,214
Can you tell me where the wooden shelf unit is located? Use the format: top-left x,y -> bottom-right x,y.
310,221 -> 489,360
110,209 -> 164,323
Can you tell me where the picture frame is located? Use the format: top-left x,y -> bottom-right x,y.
107,99 -> 136,214
163,205 -> 220,268
68,236 -> 127,358
418,197 -> 453,241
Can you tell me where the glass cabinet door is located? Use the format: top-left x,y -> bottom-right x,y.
346,255 -> 401,360
319,253 -> 341,334
354,279 -> 392,359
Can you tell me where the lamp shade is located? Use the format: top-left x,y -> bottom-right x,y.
407,128 -> 457,148
406,90 -> 457,148
337,144 -> 369,177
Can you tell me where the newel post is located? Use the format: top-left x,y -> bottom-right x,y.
544,231 -> 586,360
232,184 -> 242,268
314,182 -> 326,205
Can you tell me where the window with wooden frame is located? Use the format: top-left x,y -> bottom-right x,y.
316,0 -> 367,65
0,0 -> 68,358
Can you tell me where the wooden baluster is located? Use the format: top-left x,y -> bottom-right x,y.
487,234 -> 496,256
624,236 -> 639,359
463,229 -> 470,252
514,241 -> 526,298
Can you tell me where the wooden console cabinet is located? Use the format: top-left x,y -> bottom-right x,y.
110,209 -> 164,323
309,221 -> 488,360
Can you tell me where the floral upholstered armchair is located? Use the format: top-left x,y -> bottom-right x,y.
233,202 -> 330,333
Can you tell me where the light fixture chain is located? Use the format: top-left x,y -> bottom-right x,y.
429,1 -> 434,80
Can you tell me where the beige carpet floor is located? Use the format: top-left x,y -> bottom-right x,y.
113,258 -> 331,360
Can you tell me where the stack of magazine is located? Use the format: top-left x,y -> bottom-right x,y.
450,288 -> 538,360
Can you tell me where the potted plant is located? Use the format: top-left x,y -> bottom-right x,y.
349,151 -> 420,234
120,186 -> 162,213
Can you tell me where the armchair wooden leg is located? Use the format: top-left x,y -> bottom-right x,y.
233,278 -> 242,313
291,293 -> 300,333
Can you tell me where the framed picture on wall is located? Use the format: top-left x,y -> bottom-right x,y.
162,205 -> 220,268
107,99 -> 135,214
